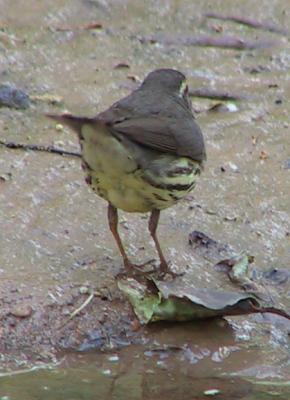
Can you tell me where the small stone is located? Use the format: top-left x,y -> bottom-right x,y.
156,360 -> 167,369
108,355 -> 119,362
10,304 -> 33,318
228,162 -> 239,172
226,102 -> 238,112
130,319 -> 141,331
62,308 -> 71,316
102,369 -> 112,376
209,102 -> 238,113
79,286 -> 89,294
204,389 -> 220,396
55,124 -> 64,131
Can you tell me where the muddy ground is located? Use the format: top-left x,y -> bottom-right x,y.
0,0 -> 290,398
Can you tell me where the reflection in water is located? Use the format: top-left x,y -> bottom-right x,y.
1,319 -> 289,400
1,351 -> 289,400
0,356 -> 253,400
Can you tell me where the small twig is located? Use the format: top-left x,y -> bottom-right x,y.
57,292 -> 95,330
55,22 -> 102,32
0,360 -> 63,377
0,140 -> 81,158
68,292 -> 95,320
252,305 -> 290,321
204,12 -> 288,36
138,33 -> 276,50
189,88 -> 246,101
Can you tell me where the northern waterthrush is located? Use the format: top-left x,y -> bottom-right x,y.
48,68 -> 206,276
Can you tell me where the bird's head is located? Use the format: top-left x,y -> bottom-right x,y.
141,68 -> 188,97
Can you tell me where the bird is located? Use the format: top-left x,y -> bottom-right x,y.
47,68 -> 206,277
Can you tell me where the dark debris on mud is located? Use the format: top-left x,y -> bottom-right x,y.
0,283 -> 141,369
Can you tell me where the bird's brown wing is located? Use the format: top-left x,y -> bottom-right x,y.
110,116 -> 206,162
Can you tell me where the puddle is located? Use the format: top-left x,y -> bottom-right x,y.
1,319 -> 290,398
1,345 -> 290,400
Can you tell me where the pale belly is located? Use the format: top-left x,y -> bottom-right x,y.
80,124 -> 201,213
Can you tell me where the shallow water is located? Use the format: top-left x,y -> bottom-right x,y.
1,344 -> 290,400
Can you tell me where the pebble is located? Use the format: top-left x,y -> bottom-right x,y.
55,124 -> 64,132
79,286 -> 89,294
10,304 -> 32,318
102,369 -> 112,376
204,389 -> 221,396
108,355 -> 119,362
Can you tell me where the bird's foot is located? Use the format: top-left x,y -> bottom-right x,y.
157,262 -> 184,280
116,259 -> 184,280
116,258 -> 157,278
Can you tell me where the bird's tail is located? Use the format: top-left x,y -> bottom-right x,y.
46,112 -> 96,137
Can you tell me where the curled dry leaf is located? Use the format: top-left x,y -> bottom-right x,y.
118,255 -> 290,325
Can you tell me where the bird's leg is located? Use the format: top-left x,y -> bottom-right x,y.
107,203 -> 132,269
108,203 -> 155,275
148,210 -> 182,278
148,209 -> 170,275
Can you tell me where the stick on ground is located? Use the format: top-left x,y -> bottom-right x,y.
0,140 -> 81,158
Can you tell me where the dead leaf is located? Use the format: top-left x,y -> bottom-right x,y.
118,255 -> 290,324
118,276 -> 261,324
